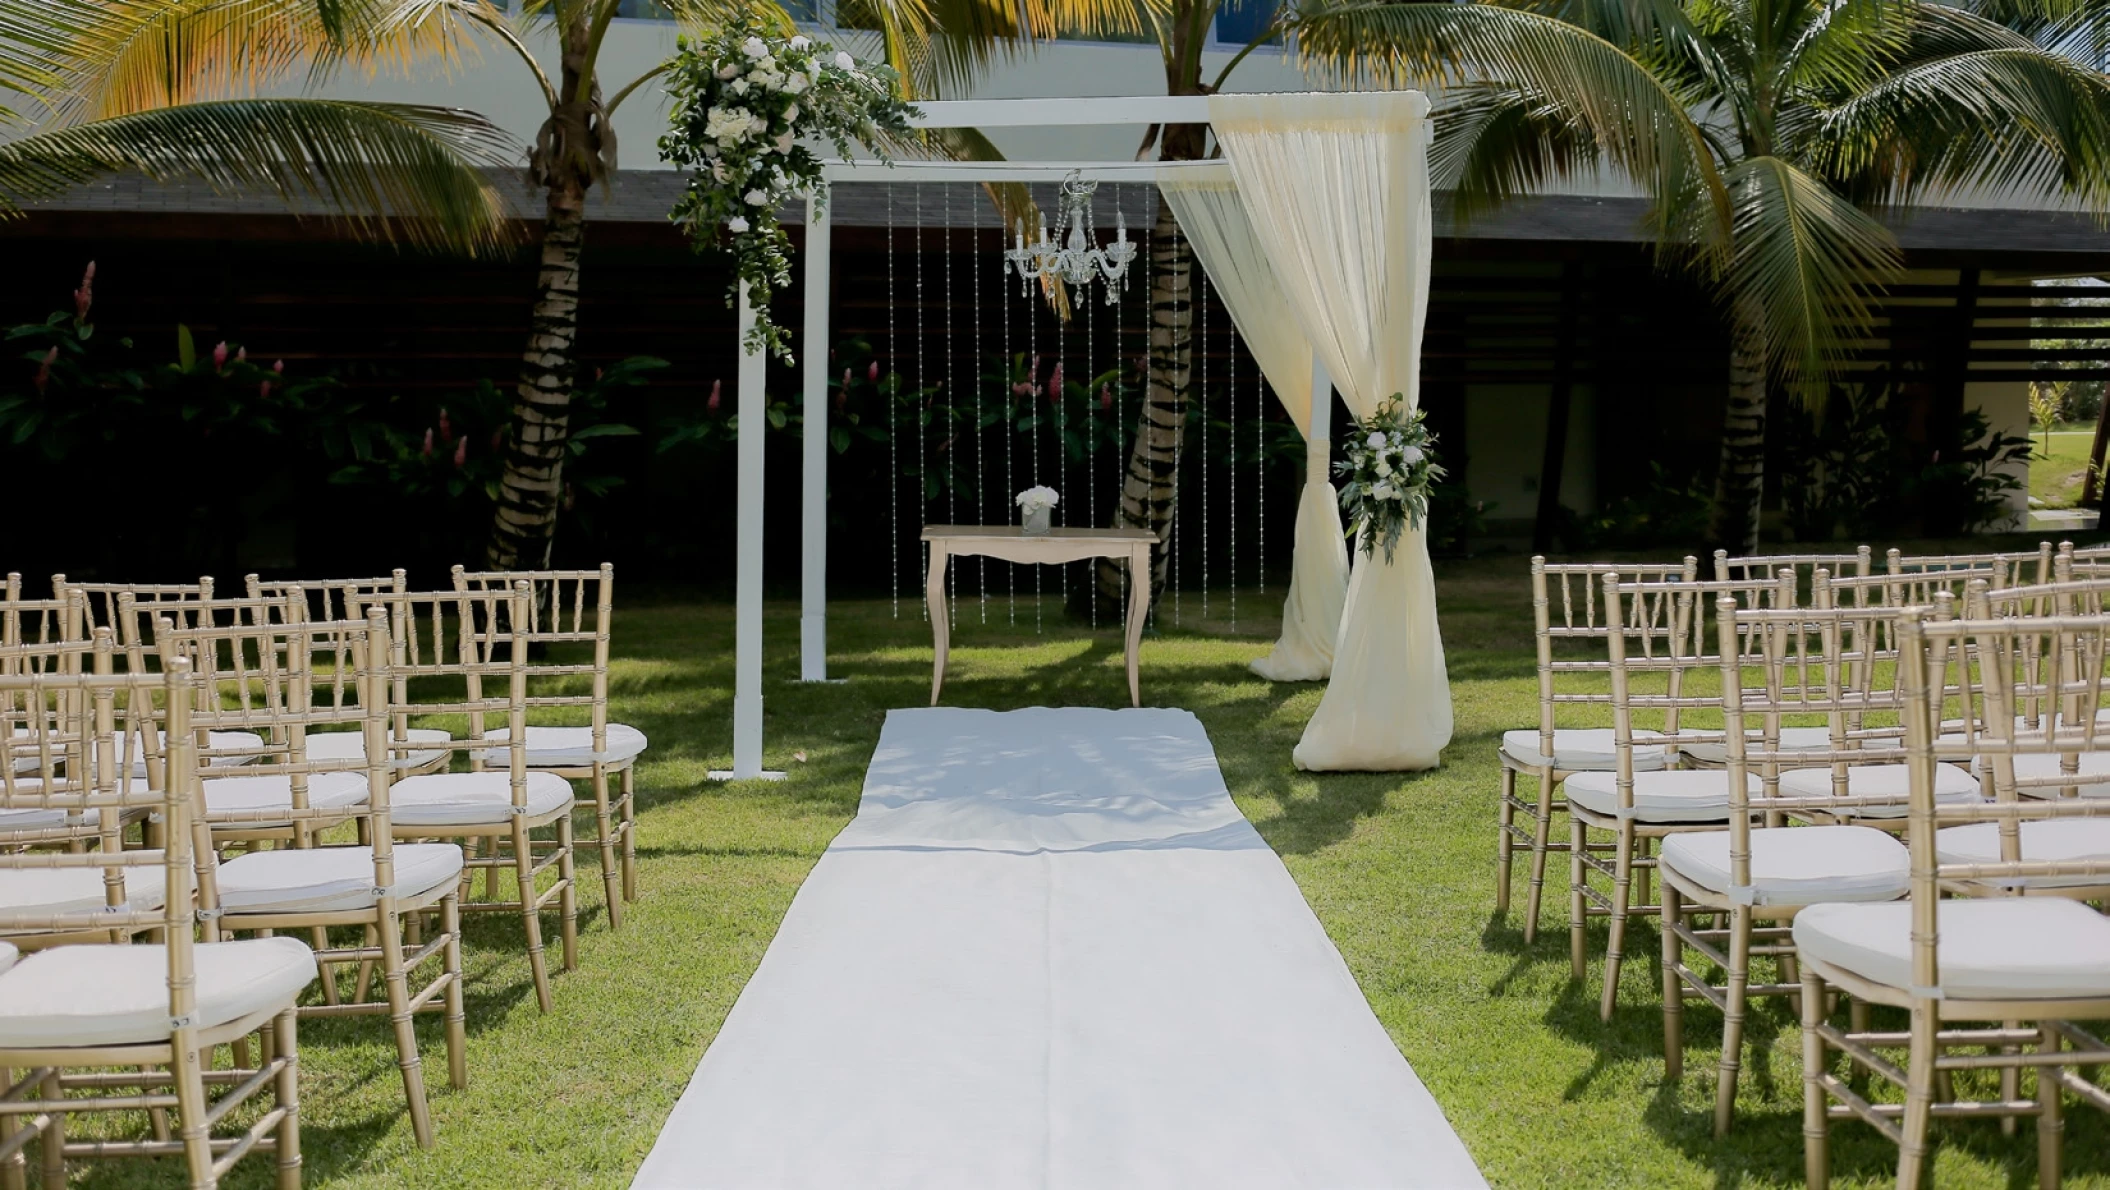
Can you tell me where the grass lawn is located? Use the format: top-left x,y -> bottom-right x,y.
2029,428 -> 2099,508
74,556 -> 2110,1188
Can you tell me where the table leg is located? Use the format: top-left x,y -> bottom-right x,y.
1124,544 -> 1149,707
927,544 -> 950,705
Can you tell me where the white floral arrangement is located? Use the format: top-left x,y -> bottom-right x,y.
1335,396 -> 1444,563
1014,486 -> 1060,514
661,21 -> 915,361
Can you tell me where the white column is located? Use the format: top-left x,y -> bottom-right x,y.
1306,357 -> 1332,485
713,281 -> 785,781
800,191 -> 832,681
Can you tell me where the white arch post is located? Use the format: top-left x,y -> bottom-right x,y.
709,280 -> 786,782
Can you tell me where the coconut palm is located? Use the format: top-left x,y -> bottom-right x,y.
874,0 -> 2110,556
1299,0 -> 2110,550
31,0 -> 791,570
0,0 -> 516,253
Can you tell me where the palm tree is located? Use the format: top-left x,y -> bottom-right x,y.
32,0 -> 787,570
1,0 -> 516,254
1290,0 -> 2110,551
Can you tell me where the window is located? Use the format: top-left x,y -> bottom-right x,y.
1213,0 -> 1282,47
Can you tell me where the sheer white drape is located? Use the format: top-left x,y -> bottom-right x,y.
1211,90 -> 1452,771
1157,172 -> 1347,681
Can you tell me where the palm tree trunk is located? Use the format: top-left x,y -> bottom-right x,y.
1708,305 -> 1768,554
489,181 -> 585,569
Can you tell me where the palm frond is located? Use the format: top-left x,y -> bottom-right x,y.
35,0 -> 494,123
0,98 -> 521,254
1432,82 -> 1601,219
1950,0 -> 2110,61
1720,154 -> 1900,397
661,0 -> 798,34
1292,0 -> 1729,251
1815,46 -> 2110,212
1777,0 -> 1912,99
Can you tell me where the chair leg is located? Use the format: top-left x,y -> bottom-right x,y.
2002,1017 -> 2022,1138
620,765 -> 638,903
273,1008 -> 303,1190
353,924 -> 378,1006
557,813 -> 579,973
0,1067 -> 23,1190
1661,884 -> 1684,1082
1599,825 -> 1636,1020
1897,1002 -> 1939,1190
1802,968 -> 1831,1190
591,765 -> 621,929
1496,766 -> 1516,915
2037,1026 -> 2063,1190
312,925 -> 341,1006
36,1071 -> 61,1189
1569,816 -> 1589,980
1526,769 -> 1557,944
442,893 -> 468,1092
379,910 -> 435,1150
513,818 -> 554,1013
1715,908 -> 1753,1136
170,1035 -> 213,1190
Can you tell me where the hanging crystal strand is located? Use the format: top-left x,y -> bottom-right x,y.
1056,249 -> 1067,609
972,186 -> 986,623
1198,261 -> 1208,624
916,186 -> 928,622
1171,216 -> 1183,629
1228,287 -> 1237,632
944,184 -> 956,631
1004,212 -> 1015,627
1086,249 -> 1097,630
888,185 -> 898,618
1029,210 -> 1041,637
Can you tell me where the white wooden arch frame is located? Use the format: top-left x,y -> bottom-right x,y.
716,94 -> 1328,780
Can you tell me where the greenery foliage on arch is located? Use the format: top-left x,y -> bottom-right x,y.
661,20 -> 917,362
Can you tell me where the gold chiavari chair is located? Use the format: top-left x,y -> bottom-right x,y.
1570,573 -> 1774,1017
1498,556 -> 1697,944
1887,544 -> 2055,591
163,608 -> 466,1149
451,564 -> 644,927
244,574 -> 450,778
50,575 -> 213,653
1796,611 -> 2110,1190
0,663 -> 315,1190
1658,598 -> 1917,1135
368,585 -> 578,1012
1713,547 -> 1874,591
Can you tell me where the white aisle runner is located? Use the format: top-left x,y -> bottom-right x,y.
633,708 -> 1485,1190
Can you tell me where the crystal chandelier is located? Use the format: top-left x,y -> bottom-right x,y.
1004,171 -> 1137,303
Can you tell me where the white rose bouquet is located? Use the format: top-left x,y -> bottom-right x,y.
661,21 -> 916,361
1335,395 -> 1444,563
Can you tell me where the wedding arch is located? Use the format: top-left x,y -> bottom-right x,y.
713,90 -> 1450,780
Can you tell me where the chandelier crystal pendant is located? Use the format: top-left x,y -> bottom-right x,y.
1004,170 -> 1137,304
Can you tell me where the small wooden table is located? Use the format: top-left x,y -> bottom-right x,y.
922,525 -> 1157,707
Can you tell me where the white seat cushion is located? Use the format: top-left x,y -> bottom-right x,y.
1992,751 -> 2110,799
1564,769 -> 1755,823
1499,729 -> 1669,772
0,807 -> 101,833
1776,763 -> 1983,818
106,731 -> 265,778
302,728 -> 452,771
0,937 -> 316,1047
481,724 -> 648,768
1661,826 -> 1909,906
387,771 -> 574,827
198,771 -> 369,825
216,843 -> 464,913
1794,899 -> 2110,1000
1936,820 -> 2110,889
0,866 -> 164,916
1676,726 -> 1838,766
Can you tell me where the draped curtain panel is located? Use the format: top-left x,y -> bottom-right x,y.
1157,172 -> 1348,682
1211,90 -> 1453,771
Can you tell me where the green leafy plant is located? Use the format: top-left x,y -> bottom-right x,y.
661,22 -> 915,360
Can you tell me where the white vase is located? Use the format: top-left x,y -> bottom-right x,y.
1021,506 -> 1053,536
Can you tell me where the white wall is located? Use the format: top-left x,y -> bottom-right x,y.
1968,379 -> 2032,533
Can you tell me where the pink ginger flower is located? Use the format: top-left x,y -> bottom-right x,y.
452,437 -> 468,468
840,367 -> 851,391
272,359 -> 284,374
73,262 -> 94,320
235,346 -> 247,364
1046,362 -> 1064,399
33,346 -> 56,393
259,380 -> 272,400
1099,384 -> 1113,410
211,341 -> 229,371
438,408 -> 453,443
421,428 -> 435,458
867,360 -> 880,382
708,378 -> 723,412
